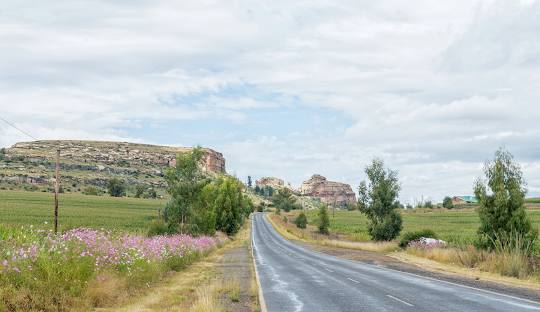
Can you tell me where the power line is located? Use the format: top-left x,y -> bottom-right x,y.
0,116 -> 39,141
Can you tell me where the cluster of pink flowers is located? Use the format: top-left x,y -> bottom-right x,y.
408,237 -> 447,249
0,227 -> 221,275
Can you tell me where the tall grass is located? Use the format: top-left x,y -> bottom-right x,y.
407,242 -> 538,280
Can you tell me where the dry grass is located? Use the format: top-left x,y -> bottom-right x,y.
84,272 -> 129,308
406,245 -> 537,280
320,239 -> 399,252
268,213 -> 399,253
222,279 -> 241,303
190,282 -> 224,312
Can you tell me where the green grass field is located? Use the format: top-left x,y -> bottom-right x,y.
305,209 -> 540,245
0,190 -> 165,232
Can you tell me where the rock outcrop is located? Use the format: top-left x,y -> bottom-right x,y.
0,140 -> 226,193
7,140 -> 225,173
255,177 -> 285,189
300,174 -> 356,207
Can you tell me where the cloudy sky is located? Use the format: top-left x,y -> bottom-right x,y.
2,0 -> 540,203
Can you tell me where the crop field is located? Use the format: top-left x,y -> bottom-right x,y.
0,190 -> 165,232
304,209 -> 540,245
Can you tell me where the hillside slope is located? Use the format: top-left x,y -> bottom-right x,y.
0,140 -> 225,195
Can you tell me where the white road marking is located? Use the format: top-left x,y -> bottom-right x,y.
347,277 -> 360,283
387,294 -> 414,307
379,266 -> 540,307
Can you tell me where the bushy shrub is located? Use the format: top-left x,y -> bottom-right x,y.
147,219 -> 174,236
442,196 -> 454,209
282,216 -> 288,223
317,205 -> 330,235
399,229 -> 438,248
83,186 -> 100,196
294,212 -> 308,229
107,178 -> 125,197
369,210 -> 402,241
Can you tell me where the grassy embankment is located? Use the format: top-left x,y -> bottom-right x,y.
0,190 -> 165,232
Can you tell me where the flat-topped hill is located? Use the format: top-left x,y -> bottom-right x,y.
0,140 -> 225,195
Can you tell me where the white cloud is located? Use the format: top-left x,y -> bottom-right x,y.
2,0 -> 540,201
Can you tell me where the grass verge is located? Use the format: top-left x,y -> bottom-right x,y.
267,213 -> 399,253
103,220 -> 258,312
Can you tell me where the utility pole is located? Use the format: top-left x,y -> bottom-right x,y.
54,149 -> 60,234
333,197 -> 336,219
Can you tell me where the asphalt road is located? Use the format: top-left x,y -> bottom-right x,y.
251,213 -> 540,312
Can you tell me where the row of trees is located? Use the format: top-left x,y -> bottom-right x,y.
162,147 -> 253,235
254,185 -> 275,197
356,149 -> 537,253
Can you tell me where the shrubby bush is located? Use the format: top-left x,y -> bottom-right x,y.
272,188 -> 300,212
107,178 -> 125,197
317,205 -> 330,235
442,196 -> 454,209
399,229 -> 438,248
294,212 -> 307,229
83,186 -> 100,196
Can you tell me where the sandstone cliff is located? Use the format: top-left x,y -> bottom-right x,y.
0,140 -> 225,194
300,174 -> 356,207
255,177 -> 285,189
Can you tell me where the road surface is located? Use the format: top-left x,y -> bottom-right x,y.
251,213 -> 540,312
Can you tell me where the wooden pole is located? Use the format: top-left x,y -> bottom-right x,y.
54,149 -> 60,234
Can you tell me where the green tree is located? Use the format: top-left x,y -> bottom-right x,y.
135,184 -> 145,198
294,212 -> 308,229
107,178 -> 125,197
247,176 -> 253,188
254,185 -> 261,195
163,147 -> 209,233
272,188 -> 299,212
214,176 -> 245,235
317,204 -> 330,234
475,149 -> 538,252
424,201 -> 433,209
442,197 -> 454,209
358,159 -> 403,241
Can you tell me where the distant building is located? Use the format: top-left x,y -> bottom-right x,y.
452,196 -> 478,205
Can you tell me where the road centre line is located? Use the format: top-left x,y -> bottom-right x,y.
387,294 -> 414,307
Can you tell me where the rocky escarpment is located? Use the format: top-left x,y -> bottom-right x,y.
255,177 -> 285,189
0,140 -> 226,194
300,174 -> 356,207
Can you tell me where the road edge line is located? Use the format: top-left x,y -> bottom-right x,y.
251,214 -> 268,312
